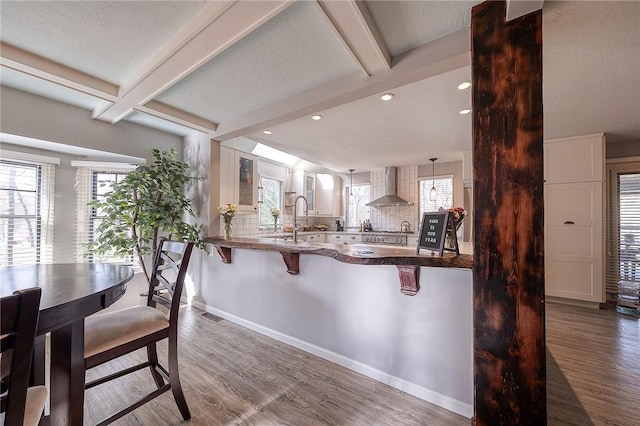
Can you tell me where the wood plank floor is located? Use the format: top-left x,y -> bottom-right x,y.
83,302 -> 639,425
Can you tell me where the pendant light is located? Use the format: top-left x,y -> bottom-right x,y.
349,169 -> 355,198
429,158 -> 438,201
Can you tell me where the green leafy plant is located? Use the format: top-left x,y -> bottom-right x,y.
86,148 -> 205,283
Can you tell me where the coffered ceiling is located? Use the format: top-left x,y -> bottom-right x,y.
1,1 -> 639,173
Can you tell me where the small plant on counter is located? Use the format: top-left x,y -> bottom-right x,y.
270,207 -> 280,232
86,148 -> 205,284
219,203 -> 239,239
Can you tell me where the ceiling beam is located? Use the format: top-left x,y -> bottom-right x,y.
0,42 -> 118,101
213,28 -> 470,141
92,0 -> 294,124
506,0 -> 544,21
140,101 -> 217,134
315,0 -> 391,76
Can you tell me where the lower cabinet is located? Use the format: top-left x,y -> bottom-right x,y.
545,181 -> 604,302
298,233 -> 326,243
327,233 -> 361,245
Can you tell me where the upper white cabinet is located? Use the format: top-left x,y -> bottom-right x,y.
544,133 -> 605,304
220,146 -> 258,214
544,133 -> 604,184
294,171 -> 342,216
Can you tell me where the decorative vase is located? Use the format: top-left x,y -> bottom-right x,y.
446,230 -> 456,249
273,216 -> 279,232
224,221 -> 232,240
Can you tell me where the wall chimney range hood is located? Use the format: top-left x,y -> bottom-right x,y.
366,166 -> 412,207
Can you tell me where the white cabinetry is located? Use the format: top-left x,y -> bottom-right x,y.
544,134 -> 605,303
220,146 -> 258,213
297,233 -> 326,243
294,171 -> 342,216
327,233 -> 361,245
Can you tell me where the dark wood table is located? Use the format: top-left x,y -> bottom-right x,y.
1,263 -> 134,426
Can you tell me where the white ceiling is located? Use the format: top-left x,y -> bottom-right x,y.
1,1 -> 638,173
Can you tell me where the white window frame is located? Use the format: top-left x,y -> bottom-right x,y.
346,183 -> 370,229
418,174 -> 455,217
0,150 -> 58,265
73,161 -> 139,263
258,175 -> 284,228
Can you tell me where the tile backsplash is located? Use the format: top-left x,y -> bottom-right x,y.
369,166 -> 420,232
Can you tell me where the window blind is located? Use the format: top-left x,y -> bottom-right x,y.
74,166 -> 134,264
0,157 -> 56,265
606,161 -> 640,304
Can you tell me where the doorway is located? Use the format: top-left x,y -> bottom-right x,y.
606,159 -> 640,313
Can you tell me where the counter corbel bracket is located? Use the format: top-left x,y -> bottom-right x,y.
397,265 -> 420,296
215,246 -> 232,264
280,252 -> 300,275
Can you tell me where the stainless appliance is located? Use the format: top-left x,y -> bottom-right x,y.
366,167 -> 412,207
361,232 -> 408,246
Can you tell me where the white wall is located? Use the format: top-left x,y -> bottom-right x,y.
192,249 -> 473,417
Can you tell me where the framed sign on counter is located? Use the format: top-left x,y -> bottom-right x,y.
416,211 -> 459,256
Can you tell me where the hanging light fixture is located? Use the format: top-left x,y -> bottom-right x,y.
429,158 -> 438,201
349,169 -> 355,196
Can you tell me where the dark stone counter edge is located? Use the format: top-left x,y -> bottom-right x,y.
204,236 -> 473,269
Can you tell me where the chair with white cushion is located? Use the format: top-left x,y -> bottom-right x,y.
84,239 -> 194,425
1,287 -> 47,426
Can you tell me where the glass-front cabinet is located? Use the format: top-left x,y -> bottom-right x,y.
220,146 -> 258,213
304,172 -> 315,212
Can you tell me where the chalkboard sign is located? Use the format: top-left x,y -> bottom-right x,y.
416,211 -> 459,256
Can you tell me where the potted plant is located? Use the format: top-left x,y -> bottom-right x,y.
86,148 -> 206,283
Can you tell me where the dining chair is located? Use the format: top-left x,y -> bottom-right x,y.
84,239 -> 195,425
1,287 -> 47,426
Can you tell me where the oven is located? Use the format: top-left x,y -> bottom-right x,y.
360,232 -> 408,246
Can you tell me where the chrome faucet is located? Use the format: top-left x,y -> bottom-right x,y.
293,195 -> 308,243
400,221 -> 412,233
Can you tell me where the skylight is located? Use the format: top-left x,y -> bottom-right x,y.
251,143 -> 299,166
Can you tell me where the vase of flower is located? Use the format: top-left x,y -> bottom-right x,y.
271,207 -> 280,233
219,203 -> 239,240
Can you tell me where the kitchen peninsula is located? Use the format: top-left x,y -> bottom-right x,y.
205,235 -> 472,295
194,235 -> 474,417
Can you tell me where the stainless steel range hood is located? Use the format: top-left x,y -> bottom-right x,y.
366,166 -> 412,207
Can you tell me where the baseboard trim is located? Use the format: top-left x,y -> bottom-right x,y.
546,296 -> 601,309
190,300 -> 473,419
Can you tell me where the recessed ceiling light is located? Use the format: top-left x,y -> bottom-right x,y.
380,93 -> 395,101
459,109 -> 471,115
457,82 -> 471,90
263,130 -> 273,135
312,114 -> 322,121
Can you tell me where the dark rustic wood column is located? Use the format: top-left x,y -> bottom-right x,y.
471,1 -> 545,425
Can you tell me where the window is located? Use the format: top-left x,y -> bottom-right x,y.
606,161 -> 640,303
259,176 -> 283,227
74,162 -> 137,263
89,171 -> 132,263
419,176 -> 454,217
0,156 -> 56,265
346,183 -> 370,228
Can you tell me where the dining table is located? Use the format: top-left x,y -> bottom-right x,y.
1,263 -> 134,426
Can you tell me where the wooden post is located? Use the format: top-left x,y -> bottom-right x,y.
471,1 -> 545,425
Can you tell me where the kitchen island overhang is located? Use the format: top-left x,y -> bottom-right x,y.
205,236 -> 473,296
